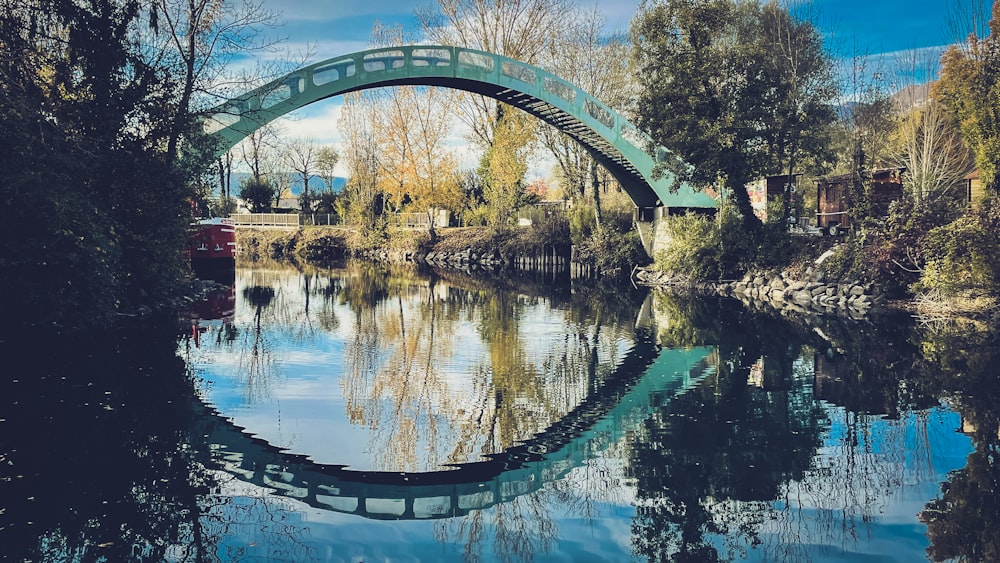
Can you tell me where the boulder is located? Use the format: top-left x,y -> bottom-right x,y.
791,291 -> 813,306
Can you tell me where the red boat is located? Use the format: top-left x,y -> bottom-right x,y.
189,217 -> 237,267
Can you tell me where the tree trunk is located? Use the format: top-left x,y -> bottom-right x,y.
728,177 -> 759,229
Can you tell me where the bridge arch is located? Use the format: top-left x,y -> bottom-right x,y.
205,45 -> 716,211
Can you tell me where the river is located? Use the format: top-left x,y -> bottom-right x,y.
1,261 -> 996,562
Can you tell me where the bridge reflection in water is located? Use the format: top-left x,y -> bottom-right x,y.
197,344 -> 716,520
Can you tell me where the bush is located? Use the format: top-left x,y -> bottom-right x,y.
654,212 -> 722,280
239,178 -> 276,213
518,211 -> 571,255
568,203 -> 597,244
583,227 -> 648,275
460,203 -> 491,227
915,213 -> 1000,298
294,229 -> 349,265
815,195 -> 967,297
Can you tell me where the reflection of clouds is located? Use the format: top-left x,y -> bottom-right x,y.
738,406 -> 971,562
191,265 -> 639,475
203,465 -> 644,561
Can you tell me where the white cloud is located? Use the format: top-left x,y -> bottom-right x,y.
267,0 -> 424,21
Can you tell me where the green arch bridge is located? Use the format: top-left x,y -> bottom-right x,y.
206,45 -> 717,218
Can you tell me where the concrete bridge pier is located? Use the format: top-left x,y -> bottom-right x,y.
634,206 -> 663,258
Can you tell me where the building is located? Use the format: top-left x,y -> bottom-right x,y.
816,167 -> 905,235
747,174 -> 800,223
964,169 -> 984,208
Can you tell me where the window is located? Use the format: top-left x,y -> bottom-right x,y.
502,61 -> 536,84
544,77 -> 575,102
261,84 -> 291,109
620,124 -> 648,150
363,50 -> 405,72
585,99 -> 614,129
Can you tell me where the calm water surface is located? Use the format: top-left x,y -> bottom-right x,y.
1,262 -> 997,562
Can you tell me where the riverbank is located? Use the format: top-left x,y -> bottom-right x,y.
633,261 -> 1000,324
633,267 -> 884,320
234,226 -> 891,319
232,225 -> 998,323
236,225 -> 580,272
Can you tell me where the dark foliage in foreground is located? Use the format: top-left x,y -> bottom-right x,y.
0,1 -> 211,330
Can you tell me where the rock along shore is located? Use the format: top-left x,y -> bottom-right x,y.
634,268 -> 885,319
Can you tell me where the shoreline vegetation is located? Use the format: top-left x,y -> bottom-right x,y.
232,222 -> 1000,326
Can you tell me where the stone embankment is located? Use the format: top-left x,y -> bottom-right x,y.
379,247 -> 575,272
634,269 -> 885,319
352,248 -> 583,272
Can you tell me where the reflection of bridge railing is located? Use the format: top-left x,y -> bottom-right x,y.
230,213 -> 300,229
197,344 -> 716,520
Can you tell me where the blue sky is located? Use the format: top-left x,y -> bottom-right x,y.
244,0 -> 987,176
260,0 -> 972,68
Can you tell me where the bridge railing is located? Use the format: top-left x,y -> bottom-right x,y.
230,213 -> 300,229
205,44 -> 717,211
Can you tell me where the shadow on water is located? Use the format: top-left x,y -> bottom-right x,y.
0,319 -> 224,562
2,264 -> 1000,561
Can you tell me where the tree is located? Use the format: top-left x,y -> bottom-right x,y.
339,89 -> 385,235
935,1 -> 1000,196
315,146 -> 340,193
0,0 -> 216,327
828,50 -> 899,228
418,0 -> 571,225
630,0 -> 838,227
756,1 -> 839,222
480,109 -> 535,230
238,124 -> 283,183
148,0 -> 283,161
539,7 -> 633,231
894,99 -> 974,202
418,0 -> 573,146
356,23 -> 464,235
239,177 -> 276,213
284,137 -> 318,213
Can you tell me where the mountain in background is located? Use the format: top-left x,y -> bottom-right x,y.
836,81 -> 934,120
227,172 -> 347,196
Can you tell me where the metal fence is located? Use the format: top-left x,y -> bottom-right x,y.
302,214 -> 341,226
230,213 -> 300,228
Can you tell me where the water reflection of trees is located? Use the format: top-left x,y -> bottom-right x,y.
200,262 -> 651,478
325,264 -> 648,561
632,294 -> 827,562
915,319 -> 1000,562
335,263 -> 646,474
181,265 -> 1000,562
630,292 -> 958,563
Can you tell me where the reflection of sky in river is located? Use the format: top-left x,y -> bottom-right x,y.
742,407 -> 971,562
180,266 -> 975,562
185,267 -> 635,471
181,406 -> 970,563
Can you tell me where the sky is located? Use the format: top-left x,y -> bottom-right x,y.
237,0 -> 988,178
